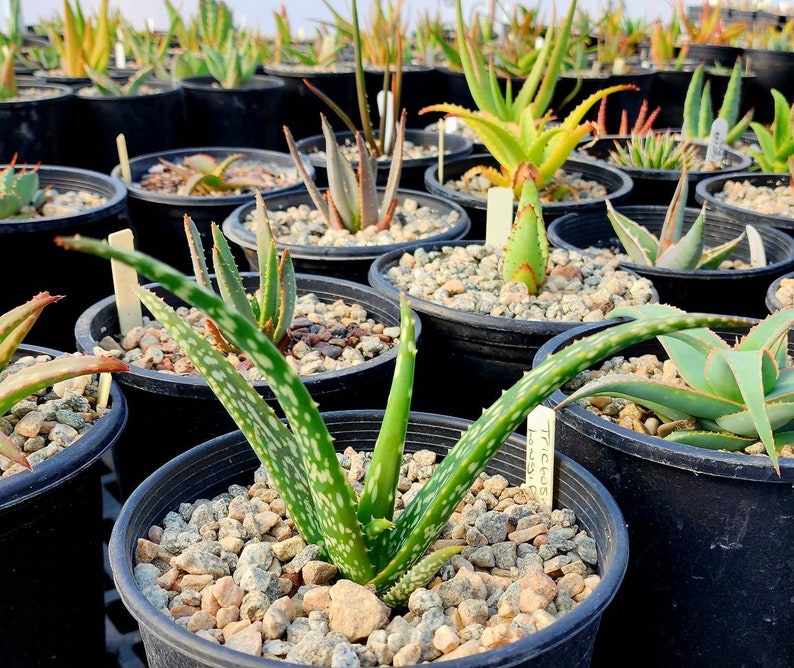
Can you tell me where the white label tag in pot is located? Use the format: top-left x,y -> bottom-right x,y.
525,404 -> 555,511
746,224 -> 767,267
485,187 -> 514,247
109,228 -> 143,336
437,118 -> 446,184
705,118 -> 728,164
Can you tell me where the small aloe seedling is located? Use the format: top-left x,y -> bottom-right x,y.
182,190 -> 295,352
0,292 -> 128,470
681,60 -> 754,147
84,64 -> 155,96
201,30 -> 261,89
605,165 -> 746,269
284,111 -> 405,233
501,175 -> 549,295
45,0 -> 112,78
607,131 -> 699,171
56,232 -> 756,605
559,302 -> 794,475
0,44 -> 18,100
157,153 -> 273,196
750,88 -> 794,174
0,158 -> 47,220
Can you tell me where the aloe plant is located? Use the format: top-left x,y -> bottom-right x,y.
749,88 -> 794,173
0,292 -> 128,469
183,190 -> 295,352
283,111 -> 405,233
155,153 -> 274,196
0,44 -> 17,100
0,159 -> 47,220
501,177 -> 549,295
420,0 -> 634,194
83,64 -> 154,96
605,165 -> 746,269
558,303 -> 794,475
44,0 -> 112,77
681,60 -> 754,147
201,30 -> 260,89
55,232 -> 755,605
272,6 -> 346,68
607,130 -> 699,171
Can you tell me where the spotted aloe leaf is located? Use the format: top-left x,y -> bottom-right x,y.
54,233 -> 760,595
561,303 -> 794,474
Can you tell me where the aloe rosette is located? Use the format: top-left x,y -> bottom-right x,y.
558,302 -> 794,474
750,88 -> 794,174
55,233 -> 757,604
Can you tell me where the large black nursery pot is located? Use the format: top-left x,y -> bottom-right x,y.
744,47 -> 794,125
221,187 -> 471,284
423,153 -> 634,240
74,274 -> 418,500
0,78 -> 74,165
695,171 -> 794,232
293,127 -> 473,191
364,64 -> 440,126
111,146 -> 308,274
179,75 -> 286,150
578,135 -> 752,207
765,269 -> 794,313
261,64 -> 357,151
1,350 -> 127,667
534,320 -> 794,668
546,204 -> 794,318
0,164 -> 128,351
108,410 -> 629,668
69,79 -> 186,173
368,239 -> 657,421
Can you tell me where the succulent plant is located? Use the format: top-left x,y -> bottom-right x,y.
56,231 -> 755,605
605,165 -> 746,269
272,6 -> 347,68
83,64 -> 155,96
681,59 -> 754,147
183,190 -> 295,352
607,130 -> 699,171
420,0 -> 634,195
0,44 -> 17,100
283,111 -> 405,233
0,292 -> 128,470
558,302 -> 794,475
0,159 -> 47,220
155,153 -> 276,196
200,29 -> 261,89
44,0 -> 112,78
749,88 -> 794,174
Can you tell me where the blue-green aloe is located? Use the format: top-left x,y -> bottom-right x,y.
0,160 -> 46,220
55,233 -> 756,604
605,165 -> 746,269
0,292 -> 128,469
557,302 -> 794,475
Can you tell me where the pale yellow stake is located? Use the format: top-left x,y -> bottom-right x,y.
108,228 -> 142,336
437,118 -> 445,184
116,133 -> 132,183
96,372 -> 112,410
484,186 -> 514,247
525,404 -> 555,512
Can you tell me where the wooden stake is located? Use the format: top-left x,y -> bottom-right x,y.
108,229 -> 142,336
116,133 -> 131,183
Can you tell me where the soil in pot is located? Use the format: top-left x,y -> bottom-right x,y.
423,154 -> 634,240
222,188 -> 471,284
75,274 -> 418,499
368,240 -> 657,420
109,411 -> 629,668
546,204 -> 794,318
535,320 -> 794,667
766,270 -> 794,312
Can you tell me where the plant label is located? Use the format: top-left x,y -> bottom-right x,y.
705,118 -> 728,164
485,187 -> 513,246
108,229 -> 143,335
377,90 -> 395,151
746,224 -> 767,267
525,404 -> 555,511
437,118 -> 445,183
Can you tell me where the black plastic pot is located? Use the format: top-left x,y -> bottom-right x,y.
0,78 -> 73,165
364,64 -> 440,127
1,346 -> 127,667
221,187 -> 471,284
70,79 -> 186,173
547,204 -> 794,317
743,48 -> 794,125
685,43 -> 745,68
423,153 -> 634,239
74,273 -> 418,499
765,269 -> 794,313
110,146 -> 308,274
534,320 -> 794,668
368,239 -> 657,421
646,66 -> 696,129
293,127 -> 473,191
179,75 -> 286,150
108,410 -> 629,668
578,135 -> 752,207
0,164 -> 128,351
695,171 -> 794,231
261,64 -> 357,151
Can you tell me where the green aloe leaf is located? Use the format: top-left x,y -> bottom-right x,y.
655,210 -> 704,269
501,179 -> 548,294
663,429 -> 755,451
605,200 -> 659,265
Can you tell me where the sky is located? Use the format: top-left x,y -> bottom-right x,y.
5,1 -> 681,33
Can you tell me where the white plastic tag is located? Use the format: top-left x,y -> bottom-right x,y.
746,224 -> 767,268
525,405 -> 555,511
705,118 -> 728,164
485,187 -> 514,247
437,118 -> 446,184
108,229 -> 143,336
377,90 -> 395,151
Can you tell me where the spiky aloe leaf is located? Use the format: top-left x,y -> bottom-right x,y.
655,211 -> 704,269
605,200 -> 659,265
368,309 -> 757,592
284,124 -> 331,221
208,222 -> 255,323
0,292 -> 62,368
663,429 -> 756,451
696,225 -> 746,269
501,179 -> 548,294
55,234 -> 376,583
381,545 -> 463,608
